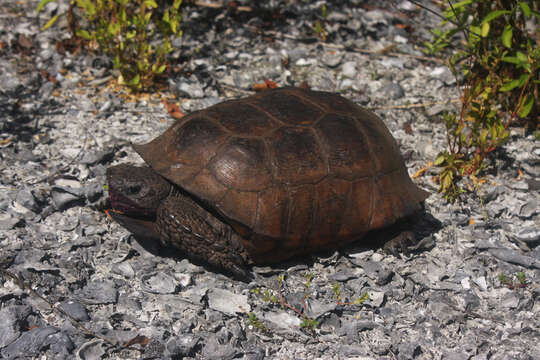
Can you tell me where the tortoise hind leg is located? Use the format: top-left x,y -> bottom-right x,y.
155,194 -> 251,281
381,210 -> 437,256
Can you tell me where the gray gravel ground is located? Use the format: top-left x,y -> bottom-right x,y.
0,0 -> 539,359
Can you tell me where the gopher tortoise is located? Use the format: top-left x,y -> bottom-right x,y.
107,87 -> 429,279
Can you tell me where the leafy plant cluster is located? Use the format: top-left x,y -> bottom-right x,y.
248,273 -> 369,334
425,0 -> 539,201
498,271 -> 528,289
313,3 -> 328,41
37,0 -> 183,92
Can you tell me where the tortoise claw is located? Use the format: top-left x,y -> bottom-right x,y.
228,263 -> 253,282
383,230 -> 416,256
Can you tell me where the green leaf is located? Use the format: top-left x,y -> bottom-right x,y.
500,74 -> 528,92
479,129 -> 488,144
126,74 -> 140,86
126,30 -> 136,39
156,64 -> 167,74
108,22 -> 120,36
434,154 -> 446,166
498,123 -> 507,138
490,123 -> 497,140
76,0 -> 96,16
423,41 -> 433,52
481,22 -> 489,37
41,14 -> 59,31
144,0 -> 158,8
519,94 -> 534,117
502,25 -> 512,48
353,293 -> 370,305
469,25 -> 482,38
452,0 -> 473,9
163,10 -> 170,23
516,51 -> 527,62
440,171 -> 452,192
500,79 -> 519,92
76,29 -> 91,40
321,3 -> 328,18
501,53 -> 528,68
162,41 -> 172,53
519,2 -> 531,18
481,10 -> 511,24
516,272 -> 527,284
36,0 -> 56,13
174,0 -> 182,10
501,56 -> 521,65
517,73 -> 529,86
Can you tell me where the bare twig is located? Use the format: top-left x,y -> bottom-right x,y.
406,0 -> 481,38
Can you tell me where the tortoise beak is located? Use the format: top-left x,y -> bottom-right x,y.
108,211 -> 160,242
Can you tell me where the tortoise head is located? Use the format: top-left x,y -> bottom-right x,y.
106,164 -> 172,219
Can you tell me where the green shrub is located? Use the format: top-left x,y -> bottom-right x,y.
425,0 -> 539,201
37,0 -> 183,92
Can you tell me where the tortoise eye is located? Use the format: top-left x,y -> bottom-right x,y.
127,185 -> 141,195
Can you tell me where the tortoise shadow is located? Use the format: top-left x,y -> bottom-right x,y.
343,210 -> 441,256
121,209 -> 441,282
253,209 -> 442,274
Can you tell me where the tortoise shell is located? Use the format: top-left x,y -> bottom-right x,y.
133,87 -> 428,264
